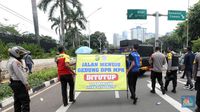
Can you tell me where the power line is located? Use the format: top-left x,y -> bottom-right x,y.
0,3 -> 32,24
0,3 -> 54,34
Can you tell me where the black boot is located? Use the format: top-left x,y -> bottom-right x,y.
150,90 -> 155,93
133,97 -> 138,105
164,86 -> 168,92
171,89 -> 176,93
161,87 -> 165,95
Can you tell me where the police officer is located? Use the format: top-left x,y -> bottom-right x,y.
193,52 -> 200,112
149,47 -> 166,95
164,47 -> 179,93
7,46 -> 30,112
127,44 -> 140,104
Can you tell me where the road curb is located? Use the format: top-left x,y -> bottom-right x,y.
0,77 -> 58,108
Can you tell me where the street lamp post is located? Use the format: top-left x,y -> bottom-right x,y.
98,34 -> 104,54
98,38 -> 102,53
156,39 -> 163,52
86,7 -> 102,48
186,0 -> 190,47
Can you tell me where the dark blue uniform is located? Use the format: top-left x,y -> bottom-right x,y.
184,51 -> 195,89
127,51 -> 140,104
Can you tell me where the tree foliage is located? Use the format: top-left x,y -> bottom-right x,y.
189,1 -> 200,40
0,23 -> 59,58
192,38 -> 200,52
38,0 -> 82,45
0,23 -> 20,36
90,31 -> 108,52
145,1 -> 200,52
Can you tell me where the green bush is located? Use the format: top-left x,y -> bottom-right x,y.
0,40 -> 9,58
0,84 -> 12,101
0,40 -> 58,59
28,68 -> 57,88
21,43 -> 45,59
0,67 -> 57,101
66,48 -> 76,57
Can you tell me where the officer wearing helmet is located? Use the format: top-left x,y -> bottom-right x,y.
7,46 -> 30,112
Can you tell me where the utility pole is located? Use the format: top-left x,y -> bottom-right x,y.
31,0 -> 40,45
155,12 -> 159,47
87,7 -> 102,48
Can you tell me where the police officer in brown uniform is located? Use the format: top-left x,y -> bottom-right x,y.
149,47 -> 166,94
7,46 -> 30,112
194,52 -> 200,112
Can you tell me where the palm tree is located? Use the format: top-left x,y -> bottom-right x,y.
49,17 -> 61,42
38,0 -> 81,46
65,9 -> 87,48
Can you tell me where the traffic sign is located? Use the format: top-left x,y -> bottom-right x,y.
168,10 -> 186,21
127,9 -> 147,19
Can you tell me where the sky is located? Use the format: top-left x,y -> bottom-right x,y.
0,0 -> 198,44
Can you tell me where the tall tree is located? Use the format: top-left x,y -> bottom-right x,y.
65,9 -> 87,48
174,21 -> 187,46
49,17 -> 61,42
38,0 -> 81,45
90,31 -> 108,52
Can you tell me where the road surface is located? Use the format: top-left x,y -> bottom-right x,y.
1,72 -> 197,112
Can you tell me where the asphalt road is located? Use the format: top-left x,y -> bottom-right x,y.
1,72 -> 197,112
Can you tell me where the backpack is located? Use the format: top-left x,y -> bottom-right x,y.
172,54 -> 179,67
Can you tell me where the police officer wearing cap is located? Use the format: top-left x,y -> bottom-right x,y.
7,46 -> 30,112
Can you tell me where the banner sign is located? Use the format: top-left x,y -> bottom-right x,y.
75,54 -> 127,91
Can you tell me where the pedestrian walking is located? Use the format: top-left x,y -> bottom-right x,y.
56,46 -> 76,106
193,52 -> 200,112
184,47 -> 195,90
126,44 -> 140,104
164,47 -> 179,93
149,47 -> 166,94
24,52 -> 34,74
7,46 -> 30,112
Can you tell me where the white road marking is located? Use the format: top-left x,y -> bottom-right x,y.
147,80 -> 193,112
115,91 -> 120,99
2,82 -> 60,112
177,79 -> 186,85
56,92 -> 81,112
178,79 -> 195,85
